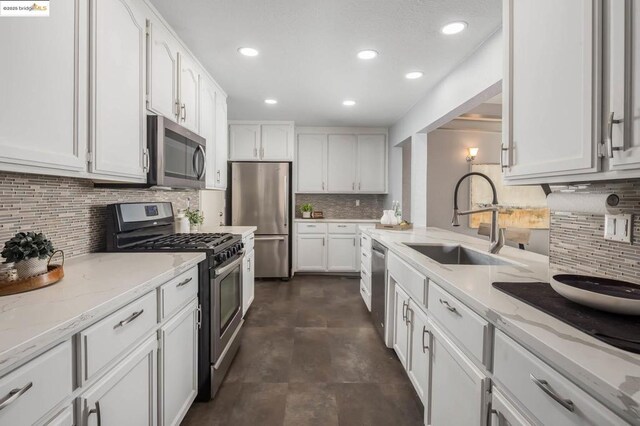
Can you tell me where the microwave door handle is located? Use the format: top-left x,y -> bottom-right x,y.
193,145 -> 206,180
198,145 -> 206,180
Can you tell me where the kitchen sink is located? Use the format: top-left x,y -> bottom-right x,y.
404,243 -> 516,266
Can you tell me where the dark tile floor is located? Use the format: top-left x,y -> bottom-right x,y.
182,275 -> 424,426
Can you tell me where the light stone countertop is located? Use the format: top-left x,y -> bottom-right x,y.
363,226 -> 640,423
198,225 -> 257,238
0,252 -> 205,376
294,218 -> 379,223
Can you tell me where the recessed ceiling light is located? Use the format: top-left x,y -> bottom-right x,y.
238,47 -> 259,57
441,21 -> 467,35
343,100 -> 356,106
405,71 -> 424,80
264,99 -> 278,105
357,50 -> 378,60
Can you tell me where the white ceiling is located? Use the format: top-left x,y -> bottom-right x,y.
149,0 -> 502,127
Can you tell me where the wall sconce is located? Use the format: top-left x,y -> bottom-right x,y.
466,147 -> 479,162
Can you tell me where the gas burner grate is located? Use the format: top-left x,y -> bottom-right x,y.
139,233 -> 234,249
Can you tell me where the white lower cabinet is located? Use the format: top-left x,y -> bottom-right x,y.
81,336 -> 157,426
45,405 -> 74,426
393,285 -> 411,368
296,234 -> 327,272
159,300 -> 198,426
429,321 -> 489,426
243,249 -> 255,315
327,235 -> 358,272
407,300 -> 430,406
490,388 -> 532,426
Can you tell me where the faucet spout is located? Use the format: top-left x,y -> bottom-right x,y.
451,172 -> 504,254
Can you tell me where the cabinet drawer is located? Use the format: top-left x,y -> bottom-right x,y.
159,266 -> 199,320
43,404 -> 74,426
297,222 -> 327,234
428,282 -> 489,366
360,267 -> 371,292
360,280 -> 371,311
387,252 -> 426,306
0,341 -> 72,426
494,331 -> 626,426
81,291 -> 157,382
243,233 -> 255,253
360,248 -> 371,274
360,232 -> 372,253
328,223 -> 357,234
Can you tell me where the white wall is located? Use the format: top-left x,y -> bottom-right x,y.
426,129 -> 549,255
411,133 -> 427,226
389,29 -> 503,146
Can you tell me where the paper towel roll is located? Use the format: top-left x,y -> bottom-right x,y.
546,192 -> 620,214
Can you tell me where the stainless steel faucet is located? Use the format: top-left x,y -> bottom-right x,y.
451,172 -> 505,254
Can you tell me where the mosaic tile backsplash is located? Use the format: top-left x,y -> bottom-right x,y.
549,180 -> 640,284
295,194 -> 385,220
0,171 -> 198,259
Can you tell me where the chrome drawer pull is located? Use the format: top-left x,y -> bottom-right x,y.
530,374 -> 575,412
402,301 -> 408,322
406,307 -> 412,325
88,401 -> 102,426
0,382 -> 32,411
422,326 -> 429,353
439,298 -> 458,314
113,309 -> 144,329
176,277 -> 193,287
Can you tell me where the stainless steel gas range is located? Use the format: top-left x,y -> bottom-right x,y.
105,202 -> 243,401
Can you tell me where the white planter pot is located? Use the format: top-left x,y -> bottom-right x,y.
302,211 -> 311,218
190,224 -> 200,233
15,258 -> 48,279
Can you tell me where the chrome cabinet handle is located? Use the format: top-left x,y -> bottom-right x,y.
177,277 -> 193,287
607,111 -> 624,158
439,298 -> 458,314
422,326 -> 429,353
353,238 -> 356,247
405,307 -> 412,325
0,382 -> 32,411
88,401 -> 102,426
253,147 -> 258,158
402,301 -> 408,322
500,143 -> 509,171
248,258 -> 251,271
352,182 -> 355,190
216,170 -> 221,182
143,148 -> 150,172
181,104 -> 186,121
308,224 -> 316,227
175,100 -> 181,119
530,374 -> 575,412
358,182 -> 361,190
113,309 -> 144,330
322,237 -> 325,246
338,225 -> 347,227
197,304 -> 202,329
322,182 -> 325,190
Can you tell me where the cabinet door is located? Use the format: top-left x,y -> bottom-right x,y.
296,134 -> 327,192
81,337 -> 157,426
146,16 -> 179,121
392,285 -> 410,369
229,124 -> 260,160
407,301 -> 430,407
490,388 -> 532,426
327,235 -> 358,272
608,1 -> 640,170
243,250 -> 255,315
178,53 -> 199,133
327,134 -> 357,192
214,93 -> 228,189
0,0 -> 86,175
261,124 -> 293,160
430,322 -> 488,426
90,0 -> 146,180
159,301 -> 198,426
200,78 -> 217,189
296,235 -> 326,272
503,0 -> 600,181
357,134 -> 387,193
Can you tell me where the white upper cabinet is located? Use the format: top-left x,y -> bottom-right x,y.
214,93 -> 228,189
178,53 -> 200,133
503,0 -> 601,182
261,124 -> 294,160
327,134 -> 358,192
357,134 -> 387,192
200,77 -> 217,189
229,124 -> 261,160
296,134 -> 327,192
89,0 -> 147,181
228,121 -> 294,161
0,0 -> 87,177
607,1 -> 640,170
146,15 -> 179,121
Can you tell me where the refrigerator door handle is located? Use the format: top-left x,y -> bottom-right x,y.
255,236 -> 286,241
284,174 -> 288,228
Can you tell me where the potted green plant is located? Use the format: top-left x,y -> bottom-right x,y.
185,208 -> 204,232
300,203 -> 313,219
1,232 -> 54,278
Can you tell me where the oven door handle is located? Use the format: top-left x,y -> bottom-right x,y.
254,236 -> 286,241
215,254 -> 244,277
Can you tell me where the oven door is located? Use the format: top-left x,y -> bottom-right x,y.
211,254 -> 244,362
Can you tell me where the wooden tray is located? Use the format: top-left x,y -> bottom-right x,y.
375,223 -> 413,231
0,251 -> 65,297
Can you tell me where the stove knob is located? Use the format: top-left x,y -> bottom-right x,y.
219,253 -> 227,262
230,247 -> 237,255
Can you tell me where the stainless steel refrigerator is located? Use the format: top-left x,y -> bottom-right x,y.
231,162 -> 291,278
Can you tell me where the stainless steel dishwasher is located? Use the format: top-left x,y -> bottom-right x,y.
371,241 -> 387,341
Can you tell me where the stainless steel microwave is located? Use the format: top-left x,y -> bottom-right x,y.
147,115 -> 206,189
